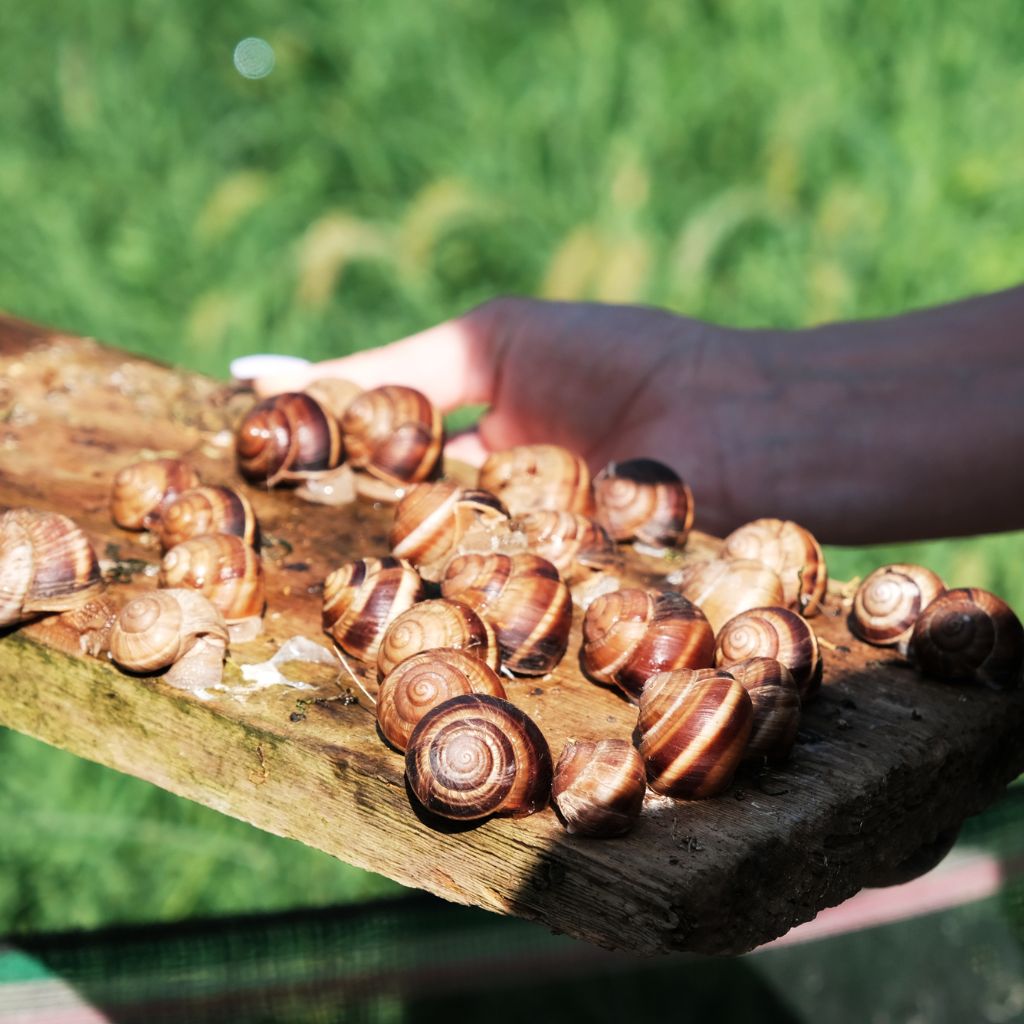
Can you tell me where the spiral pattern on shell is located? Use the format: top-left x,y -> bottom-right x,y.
236,392 -> 343,485
715,606 -> 823,701
721,518 -> 827,616
377,648 -> 507,751
850,563 -> 946,652
157,486 -> 261,551
159,533 -> 265,622
513,510 -> 616,581
551,738 -> 647,837
678,558 -> 786,634
405,693 -> 552,819
727,657 -> 801,763
478,444 -> 594,517
323,556 -> 425,661
340,385 -> 443,486
592,458 -> 694,548
910,588 -> 1024,689
376,597 -> 500,678
581,588 -> 715,700
637,668 -> 753,799
110,458 -> 201,531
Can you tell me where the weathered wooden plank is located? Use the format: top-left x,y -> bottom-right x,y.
1,314 -> 1022,955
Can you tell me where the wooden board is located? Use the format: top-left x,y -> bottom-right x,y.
1,314 -> 1022,956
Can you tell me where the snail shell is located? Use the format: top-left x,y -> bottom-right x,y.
405,693 -> 552,820
715,606 -> 823,701
236,392 -> 343,486
677,558 -> 786,634
727,657 -> 801,763
389,481 -> 511,583
513,510 -> 616,581
377,647 -> 507,752
850,563 -> 946,653
478,444 -> 594,517
340,385 -> 443,487
157,486 -> 261,552
108,588 -> 229,690
637,667 -> 753,799
303,378 -> 363,421
721,518 -> 827,616
323,556 -> 425,661
593,458 -> 694,548
581,588 -> 715,700
0,509 -> 103,626
551,738 -> 647,837
159,533 -> 265,623
376,597 -> 501,679
110,458 -> 201,531
910,588 -> 1024,689
440,552 -> 572,676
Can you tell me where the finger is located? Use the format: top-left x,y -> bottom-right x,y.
443,429 -> 489,468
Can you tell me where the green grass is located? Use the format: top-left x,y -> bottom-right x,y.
2,0 -> 1024,937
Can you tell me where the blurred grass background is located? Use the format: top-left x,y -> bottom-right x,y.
1,0 -> 1024,983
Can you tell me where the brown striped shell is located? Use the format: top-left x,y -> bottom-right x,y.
377,648 -> 507,752
159,533 -> 265,622
157,486 -> 261,551
322,556 -> 425,661
637,668 -> 753,799
340,385 -> 443,486
850,563 -> 946,653
440,552 -> 572,676
727,657 -> 801,763
551,738 -> 647,837
715,606 -> 823,701
0,509 -> 103,626
721,518 -> 828,616
678,558 -> 786,633
478,444 -> 594,517
236,392 -> 343,486
592,458 -> 694,548
389,481 -> 511,582
910,588 -> 1024,690
405,693 -> 552,820
376,597 -> 501,679
110,458 -> 201,530
581,588 -> 715,700
513,510 -> 616,581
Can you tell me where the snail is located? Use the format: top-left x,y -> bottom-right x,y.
108,588 -> 229,691
477,444 -> 594,517
389,481 -> 514,583
715,606 -> 823,701
376,597 -> 501,679
592,458 -> 694,548
159,533 -> 265,641
156,485 -> 261,552
303,377 -> 363,421
376,647 -> 507,752
405,693 -> 552,820
850,563 -> 946,653
340,385 -> 443,490
721,518 -> 827,616
910,587 -> 1024,690
110,458 -> 201,531
637,667 -> 753,799
440,552 -> 572,676
727,657 -> 801,763
512,509 -> 617,582
322,556 -> 425,662
581,588 -> 715,701
676,558 -> 786,633
236,391 -> 343,486
0,509 -> 103,627
551,738 -> 647,838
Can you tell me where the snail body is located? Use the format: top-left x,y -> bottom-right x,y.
405,693 -> 552,820
478,444 -> 594,517
157,486 -> 260,551
911,588 -> 1024,689
581,588 -> 715,700
727,657 -> 801,763
593,458 -> 694,548
551,738 -> 647,837
677,558 -> 786,634
850,563 -> 946,653
110,458 -> 201,531
637,667 -> 753,799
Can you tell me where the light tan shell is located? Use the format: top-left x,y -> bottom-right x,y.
850,563 -> 946,653
592,458 -> 694,548
159,533 -> 265,622
110,458 -> 201,531
677,558 -> 786,633
478,444 -> 594,517
304,378 -> 363,421
551,738 -> 647,837
157,486 -> 261,552
513,510 -> 616,581
727,657 -> 801,763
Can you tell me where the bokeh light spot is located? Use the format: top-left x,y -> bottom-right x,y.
233,37 -> 275,80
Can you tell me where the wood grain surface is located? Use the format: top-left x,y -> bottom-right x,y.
1,313 -> 1022,955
